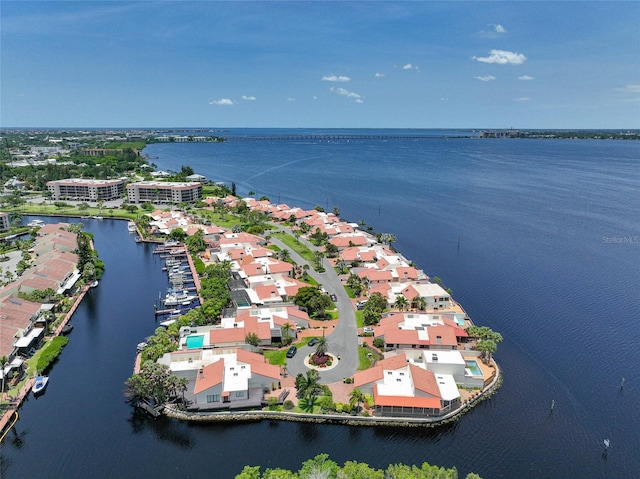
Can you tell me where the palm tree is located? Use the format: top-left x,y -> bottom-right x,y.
0,356 -> 8,402
314,335 -> 328,358
477,339 -> 497,364
278,249 -> 291,262
413,296 -> 427,311
349,387 -> 365,412
394,295 -> 409,311
296,369 -> 322,400
313,250 -> 324,269
282,322 -> 293,343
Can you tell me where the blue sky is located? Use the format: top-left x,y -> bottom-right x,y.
1,1 -> 639,128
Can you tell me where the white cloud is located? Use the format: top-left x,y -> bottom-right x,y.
403,63 -> 419,71
494,24 -> 506,33
287,97 -> 295,102
330,87 -> 363,102
473,49 -> 526,65
242,95 -> 256,101
374,72 -> 385,78
616,84 -> 640,93
474,75 -> 496,82
515,97 -> 531,102
209,98 -> 234,106
322,74 -> 350,82
518,75 -> 535,81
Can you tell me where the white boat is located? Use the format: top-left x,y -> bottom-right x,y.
32,375 -> 49,395
137,342 -> 148,352
164,291 -> 197,306
127,222 -> 137,232
93,215 -> 103,220
90,280 -> 99,288
27,220 -> 45,227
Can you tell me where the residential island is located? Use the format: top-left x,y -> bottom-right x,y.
0,129 -> 503,432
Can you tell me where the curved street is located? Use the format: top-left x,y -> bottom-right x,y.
268,226 -> 359,384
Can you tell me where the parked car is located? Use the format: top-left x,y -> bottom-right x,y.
330,294 -> 337,301
363,327 -> 375,334
356,300 -> 368,310
308,337 -> 318,347
286,346 -> 297,358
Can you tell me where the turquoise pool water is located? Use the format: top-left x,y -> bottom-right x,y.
465,360 -> 483,376
185,335 -> 204,350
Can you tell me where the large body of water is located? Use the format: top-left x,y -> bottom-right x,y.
2,130 -> 639,478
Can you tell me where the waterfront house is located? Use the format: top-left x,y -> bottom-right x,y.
400,282 -> 451,310
373,312 -> 467,351
352,353 -> 461,418
0,296 -> 43,360
182,348 -> 281,410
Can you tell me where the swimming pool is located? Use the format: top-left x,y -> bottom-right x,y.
185,335 -> 204,350
465,359 -> 483,376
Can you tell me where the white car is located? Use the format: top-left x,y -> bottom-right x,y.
363,327 -> 374,334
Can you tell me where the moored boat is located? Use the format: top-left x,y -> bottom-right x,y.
61,324 -> 74,335
32,375 -> 49,395
127,222 -> 137,232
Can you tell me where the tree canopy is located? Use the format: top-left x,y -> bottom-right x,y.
234,453 -> 482,479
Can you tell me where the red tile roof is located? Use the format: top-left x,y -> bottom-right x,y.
194,359 -> 224,394
373,387 -> 442,409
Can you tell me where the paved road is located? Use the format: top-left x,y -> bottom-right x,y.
269,227 -> 359,383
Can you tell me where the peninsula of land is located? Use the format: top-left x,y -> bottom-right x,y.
0,129 -> 503,429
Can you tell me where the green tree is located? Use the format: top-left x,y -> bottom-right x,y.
349,387 -> 365,412
124,361 -> 181,405
185,229 -> 206,253
296,369 -> 322,400
314,335 -> 328,358
412,296 -> 427,311
338,461 -> 384,479
245,332 -> 260,347
466,326 -> 503,364
0,356 -> 7,401
394,295 -> 409,311
169,227 -> 187,242
298,454 -> 338,479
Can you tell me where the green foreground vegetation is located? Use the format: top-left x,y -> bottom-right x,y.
235,453 -> 481,479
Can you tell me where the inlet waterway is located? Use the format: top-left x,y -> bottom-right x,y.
2,130 -> 639,478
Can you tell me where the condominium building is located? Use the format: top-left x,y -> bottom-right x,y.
0,212 -> 10,232
46,178 -> 124,201
126,181 -> 202,204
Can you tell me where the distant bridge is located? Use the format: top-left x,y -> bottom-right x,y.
226,134 -> 469,141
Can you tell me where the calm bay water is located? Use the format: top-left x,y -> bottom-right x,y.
2,130 -> 638,478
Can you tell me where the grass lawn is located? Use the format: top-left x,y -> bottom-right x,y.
344,286 -> 357,298
355,310 -> 364,328
357,345 -> 382,370
273,231 -> 315,261
263,339 -> 310,366
326,310 -> 339,320
192,209 -> 240,229
9,203 -> 139,220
